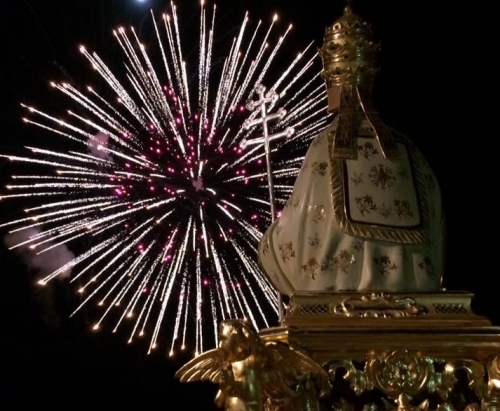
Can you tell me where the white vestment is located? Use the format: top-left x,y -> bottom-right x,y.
258,119 -> 445,296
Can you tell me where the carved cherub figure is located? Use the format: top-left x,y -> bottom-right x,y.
175,319 -> 330,411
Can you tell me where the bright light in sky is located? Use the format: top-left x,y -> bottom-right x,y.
0,0 -> 331,357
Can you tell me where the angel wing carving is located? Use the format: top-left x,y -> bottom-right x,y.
175,319 -> 331,411
264,341 -> 331,399
175,347 -> 227,384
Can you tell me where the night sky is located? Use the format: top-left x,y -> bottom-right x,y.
1,1 -> 499,410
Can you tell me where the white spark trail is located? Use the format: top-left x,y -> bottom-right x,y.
0,1 -> 331,357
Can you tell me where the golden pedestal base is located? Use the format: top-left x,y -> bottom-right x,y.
261,291 -> 500,411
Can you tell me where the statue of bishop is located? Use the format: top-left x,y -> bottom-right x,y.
258,6 -> 445,296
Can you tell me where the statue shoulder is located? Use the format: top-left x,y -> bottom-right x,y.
308,121 -> 336,150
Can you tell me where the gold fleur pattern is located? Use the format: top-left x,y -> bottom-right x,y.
321,247 -> 357,273
308,205 -> 326,224
279,242 -> 296,262
394,200 -> 413,219
355,198 -> 416,221
320,253 -> 335,272
418,256 -> 435,278
374,255 -> 398,276
308,233 -> 321,249
368,164 -> 396,190
378,203 -> 392,219
333,250 -> 355,273
357,141 -> 378,159
355,195 -> 377,216
311,161 -> 328,177
302,258 -> 319,280
350,171 -> 364,186
352,239 -> 363,252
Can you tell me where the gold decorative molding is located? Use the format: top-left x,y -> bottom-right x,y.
177,292 -> 499,410
284,291 -> 486,325
332,292 -> 428,318
259,291 -> 500,411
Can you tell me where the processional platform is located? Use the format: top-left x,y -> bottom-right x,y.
259,291 -> 500,411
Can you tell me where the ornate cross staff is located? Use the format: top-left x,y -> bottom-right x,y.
240,84 -> 294,322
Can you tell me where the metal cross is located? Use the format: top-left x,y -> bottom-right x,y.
240,84 -> 294,322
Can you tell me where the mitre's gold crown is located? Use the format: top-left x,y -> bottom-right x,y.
319,5 -> 380,88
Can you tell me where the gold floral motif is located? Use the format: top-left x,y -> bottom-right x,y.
358,141 -> 379,159
394,200 -> 413,219
320,253 -> 335,272
308,205 -> 326,224
311,161 -> 328,176
329,132 -> 431,244
352,239 -> 363,252
279,242 -> 296,262
350,171 -> 364,186
308,233 -> 321,249
417,257 -> 434,278
328,359 -> 374,395
321,353 -> 499,411
366,350 -> 432,396
336,250 -> 355,273
369,164 -> 396,190
355,195 -> 377,216
321,250 -> 355,273
374,255 -> 397,276
378,203 -> 393,219
302,257 -> 320,280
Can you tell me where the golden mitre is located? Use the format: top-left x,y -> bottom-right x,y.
319,4 -> 379,88
319,5 -> 400,160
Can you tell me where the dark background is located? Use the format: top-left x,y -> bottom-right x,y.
1,1 -> 499,410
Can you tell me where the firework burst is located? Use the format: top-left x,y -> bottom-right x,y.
0,1 -> 331,356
